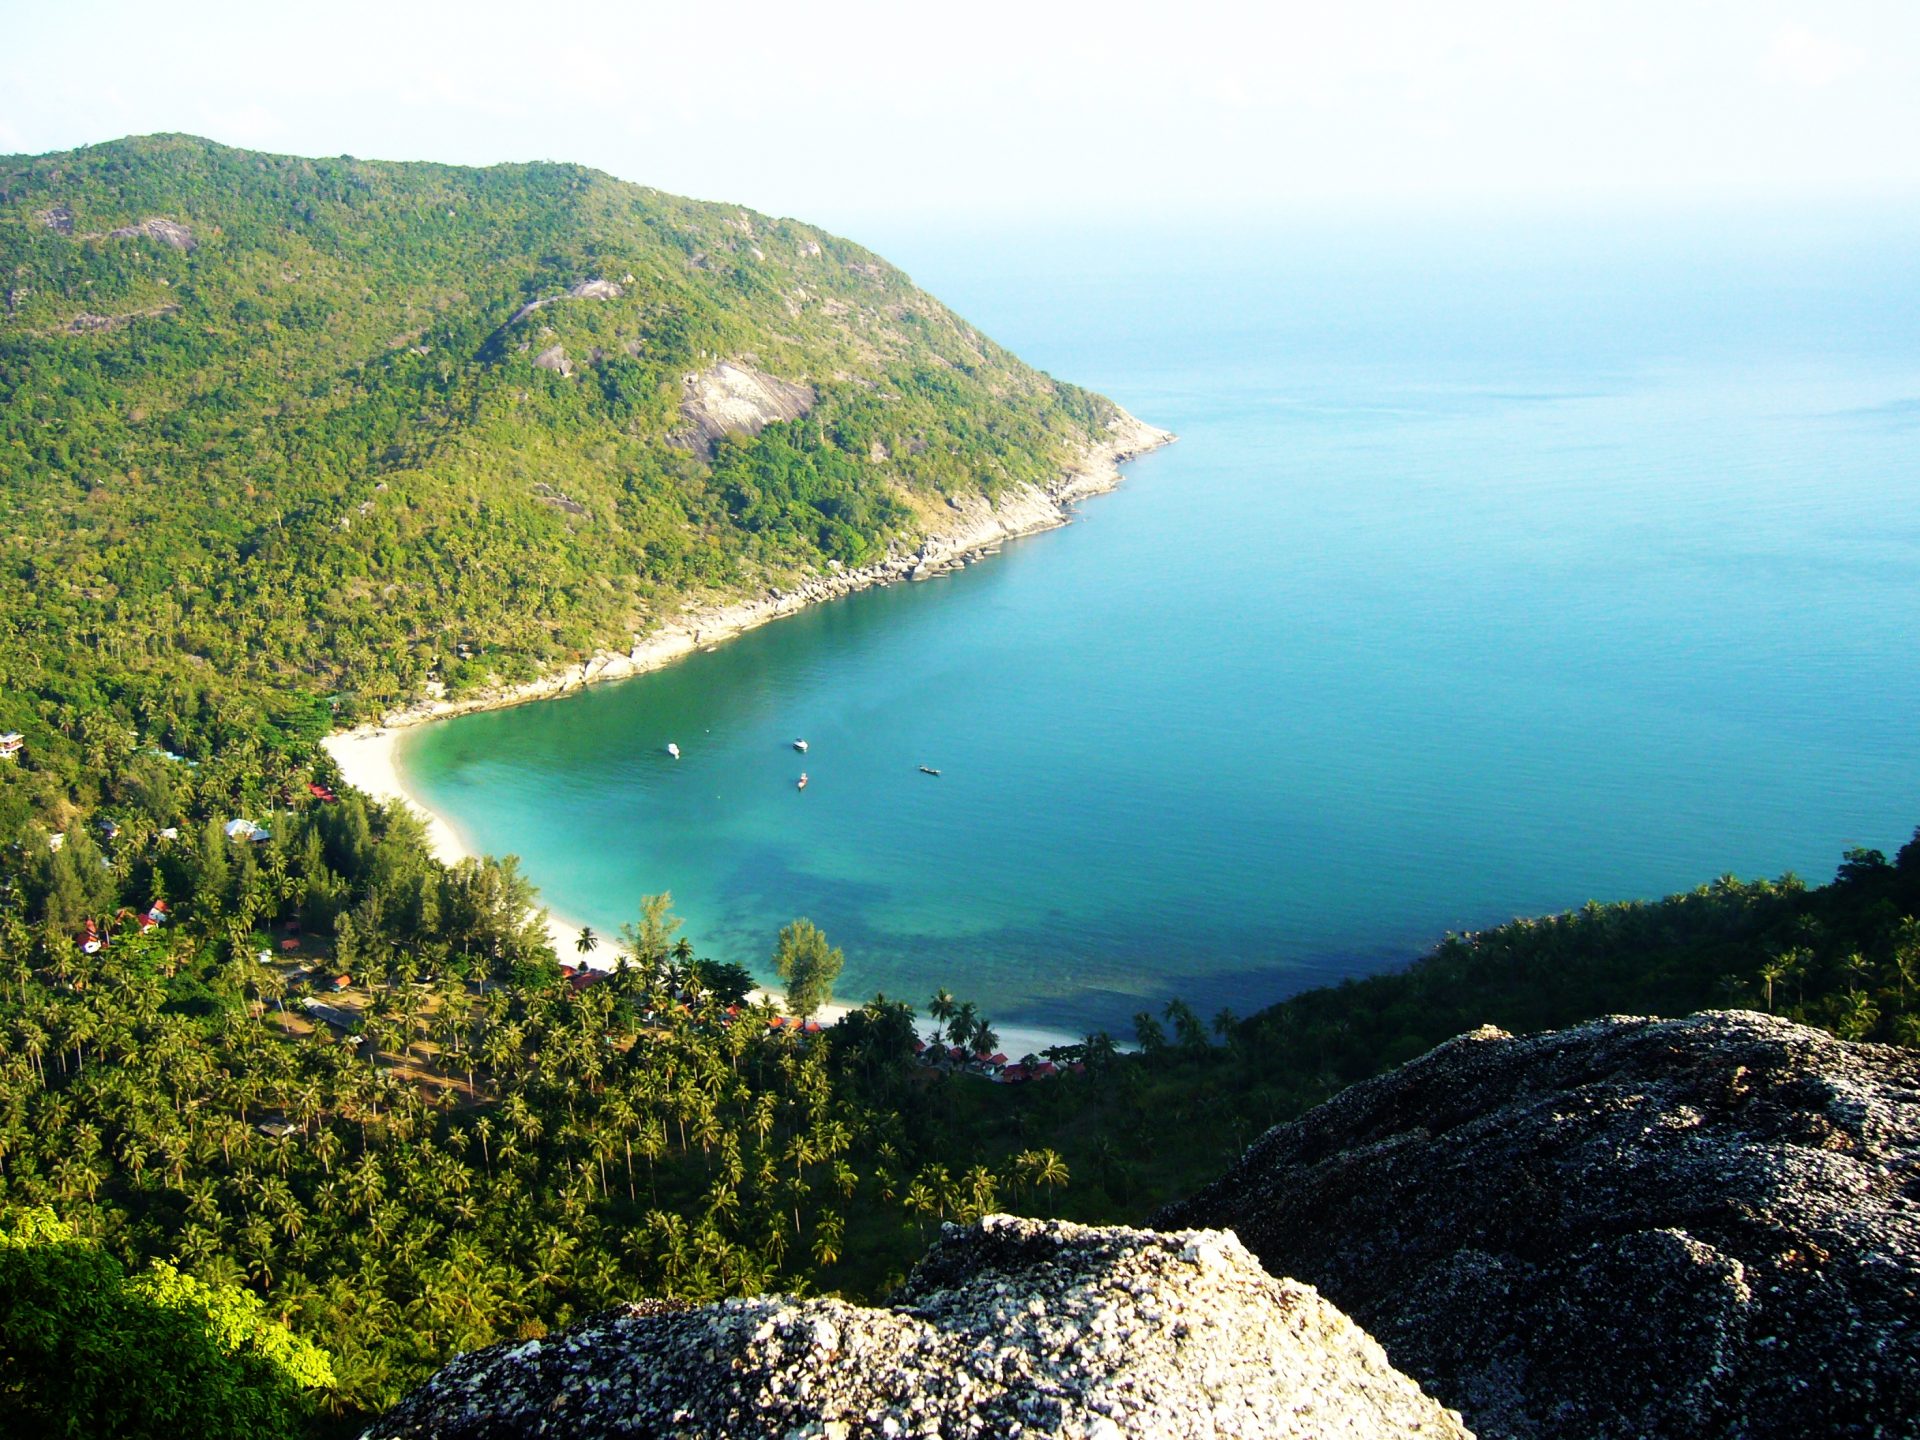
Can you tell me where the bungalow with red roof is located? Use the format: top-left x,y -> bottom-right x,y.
0,733 -> 23,761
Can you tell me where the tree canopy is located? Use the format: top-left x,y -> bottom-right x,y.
0,133 -> 1118,767
0,1207 -> 332,1439
772,919 -> 844,1019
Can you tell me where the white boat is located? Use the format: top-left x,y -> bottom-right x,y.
666,742 -> 680,759
793,738 -> 809,752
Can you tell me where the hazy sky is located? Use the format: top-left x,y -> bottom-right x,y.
4,0 -> 1916,231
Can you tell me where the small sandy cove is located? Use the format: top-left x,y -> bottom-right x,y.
323,723 -> 862,1023
319,421 -> 1170,1049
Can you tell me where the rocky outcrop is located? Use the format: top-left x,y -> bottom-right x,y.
1156,1011 -> 1920,1440
34,210 -> 196,249
676,360 -> 817,454
61,303 -> 182,334
366,1216 -> 1469,1439
506,278 -> 625,326
105,216 -> 196,250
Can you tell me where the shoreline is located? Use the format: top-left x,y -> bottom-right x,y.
327,724 -> 1095,1057
330,412 -> 1172,738
322,415 -> 1170,1053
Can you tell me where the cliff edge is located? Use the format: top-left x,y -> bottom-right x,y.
365,1216 -> 1469,1439
1156,1010 -> 1920,1439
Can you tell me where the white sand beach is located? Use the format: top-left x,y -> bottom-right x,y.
319,421 -> 1169,1052
323,717 -> 1088,1058
322,724 -> 618,971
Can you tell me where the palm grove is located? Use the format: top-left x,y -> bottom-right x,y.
3,136 -> 1919,1435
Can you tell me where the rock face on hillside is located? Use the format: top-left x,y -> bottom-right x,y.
1156,1011 -> 1920,1440
677,360 -> 816,454
365,1216 -> 1470,1439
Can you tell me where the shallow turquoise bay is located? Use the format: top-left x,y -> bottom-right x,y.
400,212 -> 1920,1036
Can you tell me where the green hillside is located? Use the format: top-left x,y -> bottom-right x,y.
0,134 -> 1116,763
3,135 -> 1915,1436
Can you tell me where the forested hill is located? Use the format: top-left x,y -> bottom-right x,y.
0,134 -> 1118,757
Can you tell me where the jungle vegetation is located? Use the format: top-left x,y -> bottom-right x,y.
2,715 -> 1911,1430
0,133 -> 1118,755
2,135 -> 1917,1436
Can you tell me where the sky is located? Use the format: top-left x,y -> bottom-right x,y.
3,0 -> 1918,233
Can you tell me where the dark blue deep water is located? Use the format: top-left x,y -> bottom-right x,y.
401,209 -> 1920,1036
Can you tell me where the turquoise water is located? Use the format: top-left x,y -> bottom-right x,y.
400,209 -> 1920,1037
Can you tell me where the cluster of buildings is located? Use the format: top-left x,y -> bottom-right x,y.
71,899 -> 169,955
912,1040 -> 1080,1084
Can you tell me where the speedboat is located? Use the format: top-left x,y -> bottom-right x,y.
666,742 -> 680,759
793,739 -> 808,752
796,772 -> 809,790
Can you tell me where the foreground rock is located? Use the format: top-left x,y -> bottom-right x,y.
366,1216 -> 1469,1438
1157,1011 -> 1920,1439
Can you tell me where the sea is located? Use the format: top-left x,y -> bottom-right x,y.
398,203 -> 1920,1039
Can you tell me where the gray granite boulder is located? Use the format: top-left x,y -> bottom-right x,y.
1157,1010 -> 1920,1439
366,1215 -> 1469,1438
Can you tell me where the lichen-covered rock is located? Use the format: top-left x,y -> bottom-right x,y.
1156,1010 -> 1920,1439
365,1216 -> 1470,1438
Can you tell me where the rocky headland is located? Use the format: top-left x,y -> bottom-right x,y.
334,406 -> 1171,739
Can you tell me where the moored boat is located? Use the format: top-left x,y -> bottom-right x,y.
666,742 -> 680,759
794,739 -> 808,752
919,765 -> 941,777
796,772 -> 809,790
